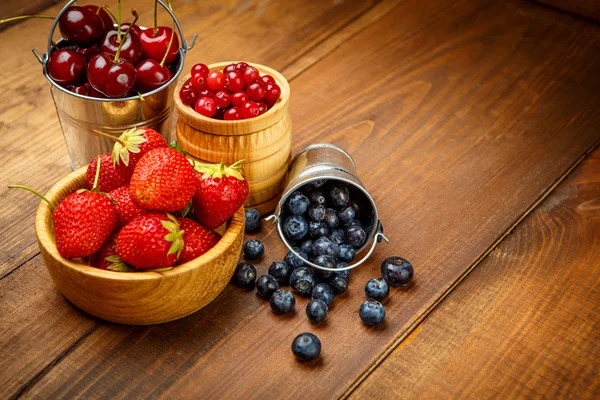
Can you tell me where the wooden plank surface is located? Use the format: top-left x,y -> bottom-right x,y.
0,1 -> 58,31
2,0 -> 598,398
535,0 -> 600,23
352,149 -> 600,399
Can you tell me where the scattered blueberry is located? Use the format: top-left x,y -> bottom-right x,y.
311,236 -> 340,258
306,299 -> 328,324
232,263 -> 256,289
338,206 -> 356,223
270,289 -> 296,314
309,221 -> 329,238
323,208 -> 340,228
309,191 -> 327,207
359,299 -> 386,326
269,261 -> 293,285
291,332 -> 321,361
328,275 -> 348,294
256,274 -> 279,299
329,228 -> 345,245
338,243 -> 356,262
287,191 -> 310,215
334,262 -> 351,281
243,239 -> 264,260
308,205 -> 326,222
300,239 -> 314,256
329,184 -> 350,207
381,256 -> 414,286
244,208 -> 261,232
290,267 -> 317,295
345,225 -> 367,248
285,248 -> 308,269
364,278 -> 389,301
311,283 -> 334,306
283,215 -> 309,240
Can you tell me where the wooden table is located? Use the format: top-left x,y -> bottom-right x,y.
1,0 -> 599,398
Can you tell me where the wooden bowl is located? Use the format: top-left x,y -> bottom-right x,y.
35,167 -> 244,325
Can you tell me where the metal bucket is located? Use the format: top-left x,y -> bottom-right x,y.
266,144 -> 388,272
32,0 -> 197,170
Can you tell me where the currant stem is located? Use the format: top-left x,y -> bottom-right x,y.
90,129 -> 126,146
0,15 -> 55,25
8,185 -> 56,211
159,25 -> 175,67
113,9 -> 138,63
153,0 -> 158,36
92,157 -> 102,191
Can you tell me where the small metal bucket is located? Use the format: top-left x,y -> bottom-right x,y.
266,144 -> 388,272
32,0 -> 197,170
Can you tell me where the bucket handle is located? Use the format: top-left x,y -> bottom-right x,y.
265,215 -> 389,272
32,0 -> 197,64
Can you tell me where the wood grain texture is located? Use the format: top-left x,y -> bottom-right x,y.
352,149 -> 600,399
12,0 -> 600,399
0,0 -> 57,31
535,0 -> 600,22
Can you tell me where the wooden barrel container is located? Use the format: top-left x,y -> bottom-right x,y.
175,62 -> 291,215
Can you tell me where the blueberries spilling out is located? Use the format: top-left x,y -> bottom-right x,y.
364,278 -> 389,301
360,299 -> 386,326
270,289 -> 296,314
256,274 -> 279,299
244,208 -> 261,233
232,263 -> 256,289
244,239 -> 264,260
306,299 -> 328,324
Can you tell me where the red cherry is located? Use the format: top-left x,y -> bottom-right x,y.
246,81 -> 266,101
82,5 -> 114,34
67,83 -> 90,95
213,91 -> 231,108
194,97 -> 216,118
257,101 -> 268,115
231,92 -> 249,107
225,71 -> 245,92
139,27 -> 179,64
136,59 -> 173,93
87,52 -> 137,97
241,101 -> 260,119
191,74 -> 207,91
198,88 -> 216,98
214,106 -> 226,120
99,29 -> 143,64
243,66 -> 259,84
59,6 -> 104,45
76,44 -> 99,59
264,83 -> 281,105
235,62 -> 249,72
207,71 -> 226,91
120,22 -> 143,36
191,63 -> 209,77
88,85 -> 107,98
48,49 -> 87,86
180,79 -> 198,106
223,63 -> 237,73
260,75 -> 275,86
224,107 -> 243,121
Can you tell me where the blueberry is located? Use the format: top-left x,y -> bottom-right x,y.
334,261 -> 351,281
300,239 -> 314,256
310,179 -> 327,189
329,228 -> 345,245
338,244 -> 356,262
311,236 -> 340,258
232,263 -> 256,289
285,247 -> 308,269
359,299 -> 386,326
338,206 -> 356,223
364,278 -> 389,301
243,239 -> 264,260
256,274 -> 279,299
323,208 -> 339,228
328,275 -> 348,294
309,221 -> 329,238
291,332 -> 321,361
345,225 -> 367,248
381,256 -> 414,286
309,191 -> 327,207
283,215 -> 308,240
270,289 -> 296,314
313,254 -> 336,270
286,191 -> 310,215
345,218 -> 363,228
350,199 -> 361,216
244,208 -> 261,232
311,283 -> 334,306
308,205 -> 326,222
329,184 -> 350,207
269,261 -> 293,285
290,267 -> 317,295
306,299 -> 328,324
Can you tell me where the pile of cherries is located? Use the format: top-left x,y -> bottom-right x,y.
43,2 -> 180,98
179,62 -> 282,120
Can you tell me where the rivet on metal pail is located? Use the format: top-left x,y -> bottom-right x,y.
31,0 -> 198,170
265,144 -> 389,272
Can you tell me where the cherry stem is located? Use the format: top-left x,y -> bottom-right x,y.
91,157 -> 102,191
0,15 -> 55,25
113,9 -> 138,63
159,26 -> 175,67
135,91 -> 145,101
101,6 -> 117,24
117,0 -> 122,42
154,0 -> 158,36
90,129 -> 126,146
8,185 -> 56,211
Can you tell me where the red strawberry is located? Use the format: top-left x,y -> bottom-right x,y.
192,161 -> 249,229
129,147 -> 197,212
108,185 -> 148,228
111,127 -> 168,177
177,218 -> 221,264
89,234 -> 133,271
116,213 -> 184,269
85,153 -> 128,192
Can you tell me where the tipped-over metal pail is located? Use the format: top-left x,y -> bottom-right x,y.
32,0 -> 197,170
267,144 -> 388,272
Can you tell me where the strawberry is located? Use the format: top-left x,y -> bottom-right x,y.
192,160 -> 249,229
177,218 -> 221,264
111,127 -> 168,177
85,153 -> 128,192
108,185 -> 148,228
129,147 -> 197,212
89,234 -> 133,271
116,213 -> 184,269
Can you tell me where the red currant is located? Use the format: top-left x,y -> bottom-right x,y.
206,71 -> 226,91
235,62 -> 249,72
191,63 -> 209,77
214,90 -> 231,108
246,81 -> 266,101
241,101 -> 260,119
198,88 -> 216,98
214,106 -> 226,120
224,107 -> 243,121
226,71 -> 245,92
257,101 -> 268,115
180,79 -> 198,106
223,63 -> 237,73
260,75 -> 276,85
191,74 -> 207,91
264,83 -> 281,105
194,97 -> 216,118
231,91 -> 249,107
243,66 -> 259,84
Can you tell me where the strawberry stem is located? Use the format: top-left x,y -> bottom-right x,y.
113,9 -> 138,63
159,26 -> 175,68
91,157 -> 102,191
8,185 -> 56,211
0,15 -> 55,25
90,129 -> 126,146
